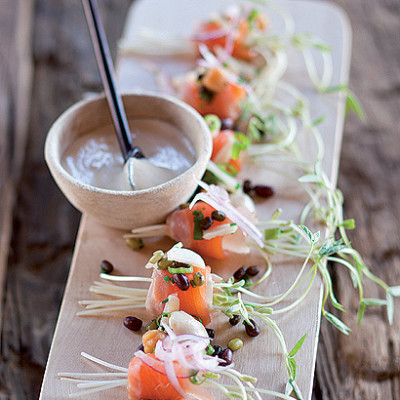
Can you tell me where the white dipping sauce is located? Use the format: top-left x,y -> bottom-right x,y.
62,119 -> 195,190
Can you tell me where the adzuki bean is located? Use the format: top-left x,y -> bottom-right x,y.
244,319 -> 260,337
229,315 -> 241,326
172,273 -> 190,291
246,265 -> 260,277
212,345 -> 223,357
233,266 -> 246,281
100,260 -> 113,274
254,185 -> 274,198
123,316 -> 143,331
219,348 -> 233,366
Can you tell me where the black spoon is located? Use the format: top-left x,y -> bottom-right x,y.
81,0 -> 174,189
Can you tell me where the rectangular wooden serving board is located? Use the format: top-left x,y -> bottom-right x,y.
39,1 -> 351,399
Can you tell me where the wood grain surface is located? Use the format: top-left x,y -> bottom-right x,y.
0,0 -> 399,400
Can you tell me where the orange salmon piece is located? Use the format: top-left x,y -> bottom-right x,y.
212,129 -> 243,174
168,202 -> 231,260
181,80 -> 246,121
147,264 -> 212,326
127,354 -> 189,400
193,21 -> 256,61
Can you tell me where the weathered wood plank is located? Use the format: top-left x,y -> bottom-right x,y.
0,1 -> 131,399
314,0 -> 400,399
0,0 -> 34,333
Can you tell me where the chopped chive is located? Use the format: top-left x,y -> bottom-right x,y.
193,210 -> 204,240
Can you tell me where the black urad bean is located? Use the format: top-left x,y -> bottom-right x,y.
233,266 -> 246,281
124,316 -> 143,331
211,210 -> 226,222
254,185 -> 274,198
229,315 -> 241,326
206,328 -> 215,339
246,265 -> 260,277
244,319 -> 260,337
173,273 -> 190,291
243,179 -> 253,194
212,345 -> 223,357
100,260 -> 113,274
219,348 -> 233,366
220,118 -> 234,130
172,261 -> 191,269
199,216 -> 213,230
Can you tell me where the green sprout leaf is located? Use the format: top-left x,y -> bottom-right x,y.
312,116 -> 325,126
386,292 -> 394,325
299,225 -> 319,244
287,357 -> 297,380
389,286 -> 400,297
346,90 -> 366,122
357,301 -> 366,325
271,208 -> 282,220
298,174 -> 320,184
318,239 -> 348,257
264,227 -> 281,240
340,219 -> 356,229
362,298 -> 387,307
325,312 -> 351,335
289,334 -> 307,357
232,133 -> 250,160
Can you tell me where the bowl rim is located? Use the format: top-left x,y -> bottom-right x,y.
45,90 -> 212,196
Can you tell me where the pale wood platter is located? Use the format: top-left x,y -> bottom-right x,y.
39,1 -> 351,399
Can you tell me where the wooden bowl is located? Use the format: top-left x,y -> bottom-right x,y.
45,91 -> 212,230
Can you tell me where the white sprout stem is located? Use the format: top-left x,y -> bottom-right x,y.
251,0 -> 295,37
80,297 -> 146,309
77,304 -> 145,316
81,352 -> 128,372
66,380 -> 127,398
59,372 -> 128,379
59,353 -> 128,398
259,244 -> 314,307
118,30 -> 193,56
89,287 -> 148,298
88,281 -> 148,297
99,273 -> 153,283
76,379 -> 127,389
125,223 -> 168,238
272,263 -> 318,315
220,370 -> 247,399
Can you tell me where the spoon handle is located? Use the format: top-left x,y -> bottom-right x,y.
81,0 -> 133,161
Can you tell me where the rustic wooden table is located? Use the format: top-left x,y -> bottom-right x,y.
1,0 -> 399,399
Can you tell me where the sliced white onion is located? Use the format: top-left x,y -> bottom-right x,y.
168,311 -> 209,339
202,223 -> 238,240
166,247 -> 206,269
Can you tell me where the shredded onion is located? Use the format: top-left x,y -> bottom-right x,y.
189,182 -> 264,247
133,351 -> 194,379
191,28 -> 227,41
